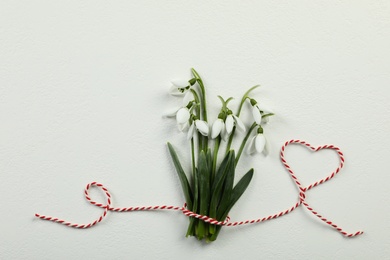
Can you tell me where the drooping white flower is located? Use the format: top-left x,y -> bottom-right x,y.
210,118 -> 229,141
169,79 -> 190,96
225,114 -> 246,134
220,124 -> 229,141
211,119 -> 224,139
163,106 -> 192,132
187,120 -> 209,140
176,107 -> 191,124
247,133 -> 267,155
252,102 -> 273,125
252,105 -> 262,125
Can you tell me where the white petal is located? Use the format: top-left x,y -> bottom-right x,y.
162,106 -> 180,118
182,91 -> 193,106
176,107 -> 190,124
171,79 -> 189,88
169,85 -> 185,96
233,115 -> 246,132
246,135 -> 257,155
225,115 -> 234,134
195,120 -> 209,136
187,123 -> 195,140
220,123 -> 229,142
252,106 -> 262,124
211,119 -> 223,139
255,134 -> 266,153
178,121 -> 190,132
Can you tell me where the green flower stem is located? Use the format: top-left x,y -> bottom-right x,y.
191,68 -> 208,121
237,85 -> 260,116
225,127 -> 235,154
187,87 -> 201,237
235,122 -> 257,166
191,68 -> 208,151
190,88 -> 203,152
190,89 -> 200,104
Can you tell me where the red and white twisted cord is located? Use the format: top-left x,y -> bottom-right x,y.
35,139 -> 363,237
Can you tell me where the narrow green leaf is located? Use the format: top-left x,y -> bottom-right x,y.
212,151 -> 233,190
197,151 -> 210,239
186,166 -> 199,237
193,168 -> 199,214
167,143 -> 193,210
210,169 -> 254,241
216,151 -> 236,221
198,151 -> 210,216
208,151 -> 234,234
209,151 -> 233,219
218,169 -> 254,220
206,148 -> 213,184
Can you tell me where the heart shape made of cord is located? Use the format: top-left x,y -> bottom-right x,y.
279,139 -> 362,237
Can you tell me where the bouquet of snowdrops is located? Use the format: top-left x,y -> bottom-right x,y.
164,69 -> 273,242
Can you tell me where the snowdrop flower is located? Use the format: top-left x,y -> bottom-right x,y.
163,102 -> 194,132
247,133 -> 267,155
169,78 -> 197,96
169,79 -> 190,96
252,105 -> 262,125
187,119 -> 209,140
247,126 -> 268,155
225,114 -> 246,135
211,118 -> 224,139
210,118 -> 229,141
163,106 -> 190,121
250,98 -> 273,125
176,107 -> 190,124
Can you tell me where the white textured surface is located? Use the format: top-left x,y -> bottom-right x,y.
1,1 -> 389,259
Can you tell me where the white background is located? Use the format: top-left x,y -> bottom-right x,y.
1,1 -> 389,259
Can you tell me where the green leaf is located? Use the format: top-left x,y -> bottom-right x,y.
198,151 -> 210,216
206,148 -> 213,183
209,151 -> 234,219
186,166 -> 199,237
208,151 -> 234,235
219,168 -> 254,220
213,151 -> 233,190
209,169 -> 253,241
209,168 -> 254,241
197,151 -> 210,239
167,143 -> 193,210
216,151 -> 236,220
